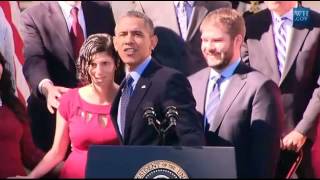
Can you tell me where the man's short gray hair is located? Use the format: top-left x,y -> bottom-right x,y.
116,10 -> 155,35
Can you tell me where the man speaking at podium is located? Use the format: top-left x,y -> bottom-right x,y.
111,11 -> 205,146
188,8 -> 284,178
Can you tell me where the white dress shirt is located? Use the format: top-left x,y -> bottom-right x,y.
58,1 -> 87,38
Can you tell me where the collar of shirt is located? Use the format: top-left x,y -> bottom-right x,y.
271,7 -> 294,26
209,59 -> 241,82
58,1 -> 87,38
126,56 -> 152,90
205,59 -> 240,108
173,1 -> 195,8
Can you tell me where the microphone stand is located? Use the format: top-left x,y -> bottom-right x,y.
143,107 -> 162,143
143,106 -> 178,145
160,106 -> 178,145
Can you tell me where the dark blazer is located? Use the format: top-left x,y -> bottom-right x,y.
21,1 -> 116,151
241,9 -> 320,140
188,62 -> 283,178
110,60 -> 205,146
111,1 -> 231,76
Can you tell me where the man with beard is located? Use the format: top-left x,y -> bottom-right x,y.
188,8 -> 284,178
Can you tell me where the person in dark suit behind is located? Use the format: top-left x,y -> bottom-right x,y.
241,1 -> 320,178
188,8 -> 283,178
111,10 -> 205,146
111,1 -> 231,76
21,1 -> 119,151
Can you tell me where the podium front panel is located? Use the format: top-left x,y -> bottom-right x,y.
86,145 -> 236,178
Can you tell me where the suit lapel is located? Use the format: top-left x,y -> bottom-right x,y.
123,61 -> 156,142
82,1 -> 91,36
82,1 -> 98,36
165,2 -> 181,35
48,2 -> 74,59
186,2 -> 207,41
210,63 -> 247,132
279,27 -> 309,85
260,14 -> 281,83
110,81 -> 125,144
124,79 -> 151,141
195,68 -> 211,115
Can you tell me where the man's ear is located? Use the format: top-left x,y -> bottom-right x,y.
234,34 -> 243,48
113,36 -> 119,52
151,35 -> 158,50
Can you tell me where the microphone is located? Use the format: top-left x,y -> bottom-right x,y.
143,106 -> 161,137
164,106 -> 179,127
143,107 -> 157,126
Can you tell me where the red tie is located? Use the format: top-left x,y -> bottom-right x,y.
70,7 -> 84,59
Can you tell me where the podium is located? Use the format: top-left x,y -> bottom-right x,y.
86,145 -> 237,178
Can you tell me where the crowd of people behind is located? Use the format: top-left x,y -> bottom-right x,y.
0,1 -> 320,178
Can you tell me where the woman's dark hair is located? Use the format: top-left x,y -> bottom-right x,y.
76,33 -> 123,85
0,52 -> 28,122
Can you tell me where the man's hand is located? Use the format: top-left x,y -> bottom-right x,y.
42,82 -> 69,114
281,130 -> 307,152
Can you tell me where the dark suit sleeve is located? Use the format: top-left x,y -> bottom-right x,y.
83,1 -> 115,36
249,80 -> 283,178
295,22 -> 320,138
297,70 -> 320,138
21,10 -> 50,97
161,72 -> 205,146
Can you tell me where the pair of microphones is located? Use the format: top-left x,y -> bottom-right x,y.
143,106 -> 179,138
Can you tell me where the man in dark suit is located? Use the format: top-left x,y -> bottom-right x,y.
188,8 -> 283,178
21,1 -> 117,151
111,1 -> 231,76
111,10 -> 205,146
241,1 -> 320,177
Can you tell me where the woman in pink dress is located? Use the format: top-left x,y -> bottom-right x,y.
14,33 -> 121,178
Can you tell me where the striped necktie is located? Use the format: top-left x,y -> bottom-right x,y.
205,75 -> 224,132
274,17 -> 288,76
177,1 -> 188,40
119,76 -> 133,137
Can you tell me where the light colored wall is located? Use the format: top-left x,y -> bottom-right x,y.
18,1 -> 42,11
302,1 -> 320,13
